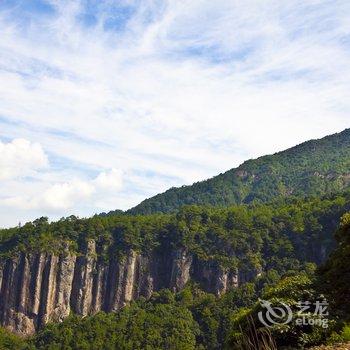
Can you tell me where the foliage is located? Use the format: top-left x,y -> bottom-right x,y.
129,128 -> 350,214
0,269 -> 330,350
318,212 -> 350,317
32,300 -> 198,350
1,191 -> 350,278
0,327 -> 30,350
1,136 -> 350,349
226,273 -> 332,349
1,208 -> 350,349
4,282 -> 263,349
340,325 -> 350,341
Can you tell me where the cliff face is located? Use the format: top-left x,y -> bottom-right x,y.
0,242 -> 258,336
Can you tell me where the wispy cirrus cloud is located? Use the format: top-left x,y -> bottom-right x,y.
0,0 -> 349,226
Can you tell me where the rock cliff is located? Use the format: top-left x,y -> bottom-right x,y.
0,242 -> 258,335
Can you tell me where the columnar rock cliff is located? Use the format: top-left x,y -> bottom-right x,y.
0,241 -> 258,335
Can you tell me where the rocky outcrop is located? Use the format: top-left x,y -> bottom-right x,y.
0,245 -> 259,335
170,248 -> 193,291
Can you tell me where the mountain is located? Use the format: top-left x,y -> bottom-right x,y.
1,130 -> 350,348
129,128 -> 350,215
0,190 -> 349,336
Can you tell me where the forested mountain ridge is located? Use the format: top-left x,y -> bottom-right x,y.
1,190 -> 350,348
129,128 -> 350,215
0,189 -> 349,337
1,129 -> 350,348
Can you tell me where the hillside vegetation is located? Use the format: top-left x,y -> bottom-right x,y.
2,212 -> 350,349
1,191 -> 350,277
1,129 -> 350,349
129,129 -> 350,215
26,212 -> 350,350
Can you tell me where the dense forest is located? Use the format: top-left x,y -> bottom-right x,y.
129,128 -> 350,215
1,190 -> 350,275
1,190 -> 350,348
1,213 -> 350,349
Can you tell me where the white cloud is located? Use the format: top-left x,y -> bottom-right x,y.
40,180 -> 95,210
94,168 -> 123,191
0,138 -> 48,180
0,1 -> 350,226
1,168 -> 123,213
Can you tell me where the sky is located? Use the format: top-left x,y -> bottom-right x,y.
0,0 -> 350,227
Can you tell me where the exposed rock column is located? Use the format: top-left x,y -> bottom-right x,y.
170,248 -> 193,291
37,255 -> 59,328
0,255 -> 33,335
50,253 -> 76,322
121,250 -> 137,305
132,254 -> 155,300
0,261 -> 4,294
91,261 -> 108,313
71,240 -> 96,316
106,250 -> 137,311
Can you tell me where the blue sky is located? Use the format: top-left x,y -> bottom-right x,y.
0,0 -> 350,227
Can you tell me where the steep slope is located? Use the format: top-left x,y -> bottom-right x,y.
129,128 -> 350,215
1,191 -> 350,335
